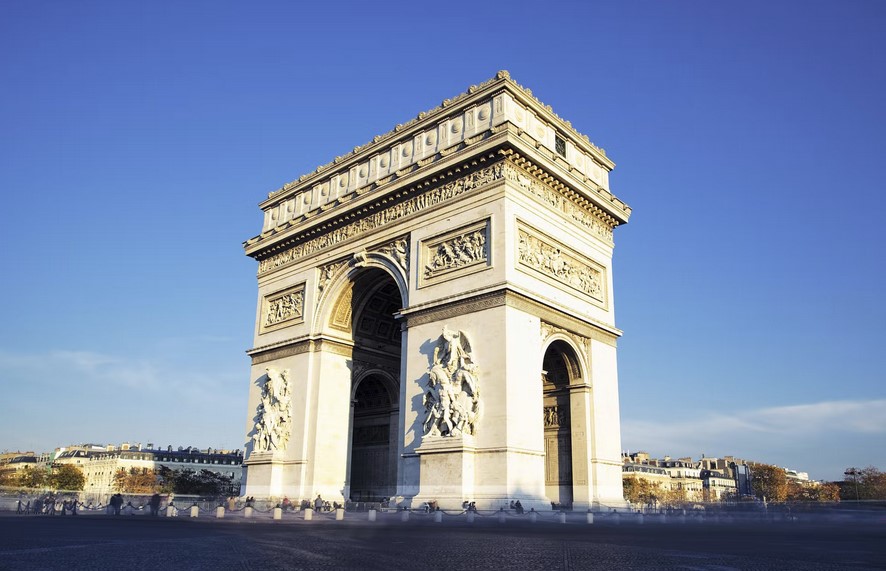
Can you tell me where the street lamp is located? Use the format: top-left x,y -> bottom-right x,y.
844,468 -> 860,501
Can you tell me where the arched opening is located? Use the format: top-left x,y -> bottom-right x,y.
542,340 -> 580,509
344,269 -> 402,502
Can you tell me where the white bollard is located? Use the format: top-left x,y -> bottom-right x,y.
529,511 -> 538,523
303,508 -> 313,521
466,511 -> 475,524
498,510 -> 506,524
216,506 -> 225,519
637,513 -> 645,525
335,508 -> 344,521
586,512 -> 594,525
401,510 -> 410,522
613,512 -> 621,525
244,506 -> 253,519
558,512 -> 567,524
368,509 -> 377,522
190,506 -> 199,518
273,507 -> 282,520
434,511 -> 442,523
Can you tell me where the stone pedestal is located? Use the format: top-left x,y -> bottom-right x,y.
412,435 -> 475,509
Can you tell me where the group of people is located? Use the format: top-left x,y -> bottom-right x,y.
17,495 -> 78,516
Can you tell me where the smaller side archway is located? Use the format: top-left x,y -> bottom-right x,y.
541,338 -> 584,509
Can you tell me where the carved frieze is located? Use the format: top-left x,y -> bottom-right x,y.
370,236 -> 410,276
261,284 -> 305,333
503,162 -> 614,243
421,219 -> 490,286
517,223 -> 606,305
257,162 -> 504,275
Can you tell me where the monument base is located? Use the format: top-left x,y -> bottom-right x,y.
242,452 -> 305,499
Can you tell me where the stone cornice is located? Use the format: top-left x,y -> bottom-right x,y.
400,286 -> 621,345
247,72 -> 629,251
249,154 -> 505,271
262,71 -> 611,206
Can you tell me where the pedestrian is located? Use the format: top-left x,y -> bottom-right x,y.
314,494 -> 323,512
110,493 -> 123,516
149,493 -> 161,516
281,496 -> 291,511
515,500 -> 524,514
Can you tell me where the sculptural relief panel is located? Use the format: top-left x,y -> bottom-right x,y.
422,326 -> 481,438
516,221 -> 607,307
419,219 -> 491,287
260,284 -> 306,334
251,368 -> 292,452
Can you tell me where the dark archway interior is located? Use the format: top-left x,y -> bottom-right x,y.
542,340 -> 578,509
347,269 -> 401,502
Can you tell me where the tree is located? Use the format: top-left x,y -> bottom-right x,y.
623,477 -> 661,507
14,466 -> 47,489
842,466 -> 886,500
155,466 -> 234,497
113,467 -> 159,494
49,464 -> 85,491
750,464 -> 788,502
786,480 -> 840,503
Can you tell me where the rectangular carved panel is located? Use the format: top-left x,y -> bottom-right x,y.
260,283 -> 305,333
516,221 -> 607,307
419,218 -> 491,287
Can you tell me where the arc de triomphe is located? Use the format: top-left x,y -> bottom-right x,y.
241,71 -> 631,511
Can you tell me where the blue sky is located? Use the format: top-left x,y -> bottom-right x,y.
1,1 -> 883,482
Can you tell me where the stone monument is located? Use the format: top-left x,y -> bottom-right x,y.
241,71 -> 631,510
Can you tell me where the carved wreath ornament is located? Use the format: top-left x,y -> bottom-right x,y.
422,326 -> 481,437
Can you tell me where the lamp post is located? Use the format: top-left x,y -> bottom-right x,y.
843,468 -> 860,501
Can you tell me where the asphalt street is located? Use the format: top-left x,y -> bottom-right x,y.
0,512 -> 883,570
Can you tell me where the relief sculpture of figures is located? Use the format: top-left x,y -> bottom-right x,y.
252,368 -> 292,452
422,325 -> 481,437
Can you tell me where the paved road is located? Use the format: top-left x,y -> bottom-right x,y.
0,512 -> 882,570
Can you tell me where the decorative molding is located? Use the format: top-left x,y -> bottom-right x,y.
517,221 -> 606,305
403,291 -> 508,328
541,321 -> 592,361
402,288 -> 619,346
420,219 -> 490,287
502,157 -> 615,243
260,284 -> 305,334
373,236 -> 410,276
256,161 -> 504,275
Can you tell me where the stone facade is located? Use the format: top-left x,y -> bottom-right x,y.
241,72 -> 631,510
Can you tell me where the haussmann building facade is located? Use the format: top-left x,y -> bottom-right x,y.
240,71 -> 632,511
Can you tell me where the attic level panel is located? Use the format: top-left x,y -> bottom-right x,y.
246,72 -> 627,250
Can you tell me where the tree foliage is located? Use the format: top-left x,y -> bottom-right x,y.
787,481 -> 840,503
113,467 -> 159,494
49,464 -> 85,491
13,466 -> 47,489
750,463 -> 788,502
156,466 -> 234,497
841,466 -> 886,500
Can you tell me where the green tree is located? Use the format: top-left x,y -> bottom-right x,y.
750,463 -> 788,502
49,464 -> 85,491
15,466 -> 47,489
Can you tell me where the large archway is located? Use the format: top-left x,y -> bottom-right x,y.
542,340 -> 581,509
344,269 -> 402,502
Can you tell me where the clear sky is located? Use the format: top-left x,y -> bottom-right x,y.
1,1 -> 883,482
